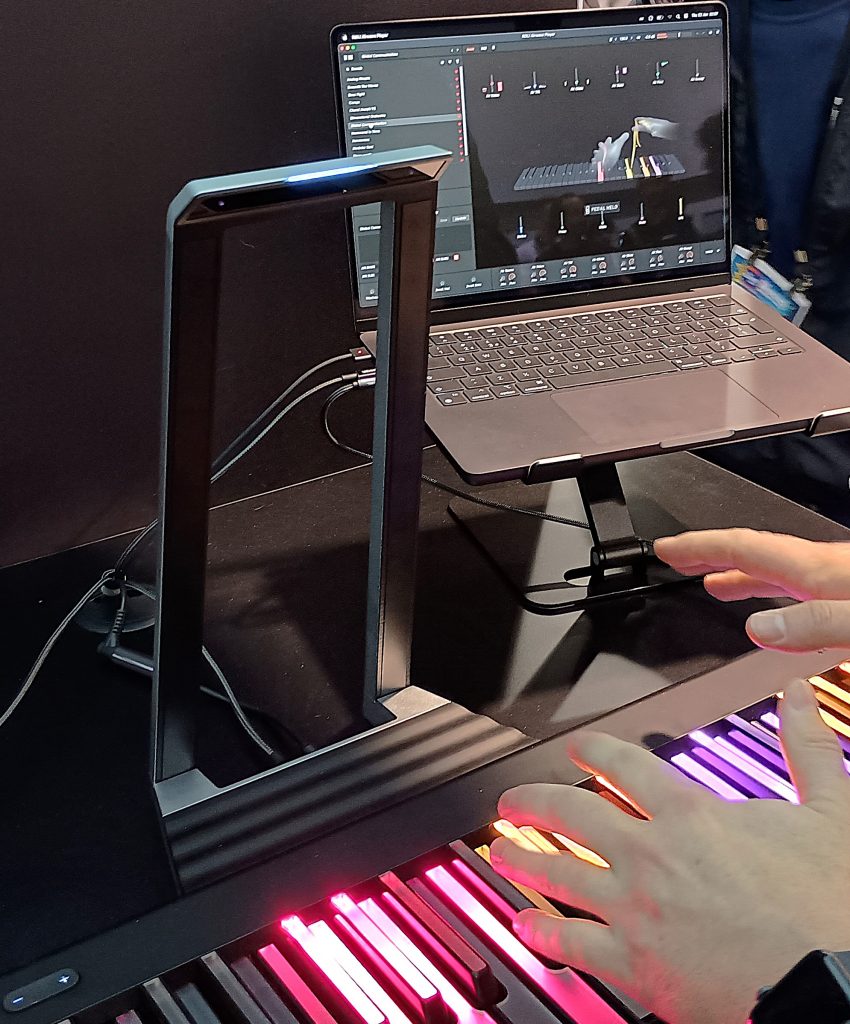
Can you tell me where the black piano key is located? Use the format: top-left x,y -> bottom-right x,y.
257,943 -> 339,1024
380,871 -> 504,1009
174,984 -> 222,1024
143,979 -> 193,1024
230,958 -> 300,1024
199,953 -> 273,1024
448,842 -> 536,919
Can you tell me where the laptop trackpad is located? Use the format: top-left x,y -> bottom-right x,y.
553,370 -> 780,447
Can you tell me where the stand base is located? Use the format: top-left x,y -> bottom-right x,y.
448,476 -> 696,615
74,582 -> 157,634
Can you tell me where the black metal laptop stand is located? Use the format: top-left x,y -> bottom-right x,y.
448,461 -> 697,616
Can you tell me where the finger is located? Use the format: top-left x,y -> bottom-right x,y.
498,782 -> 640,858
489,837 -> 616,917
779,679 -> 850,808
703,570 -> 789,602
747,600 -> 850,652
567,731 -> 704,819
654,530 -> 820,596
513,910 -> 624,981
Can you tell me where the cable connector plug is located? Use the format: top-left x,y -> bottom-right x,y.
356,368 -> 377,389
350,345 -> 373,363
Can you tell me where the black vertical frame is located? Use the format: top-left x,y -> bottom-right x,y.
364,196 -> 436,710
150,154 -> 447,785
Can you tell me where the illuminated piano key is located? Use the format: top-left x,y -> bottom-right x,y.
280,917 -> 387,1024
425,863 -> 629,1024
763,707 -> 850,754
492,820 -> 541,853
593,776 -> 643,816
449,842 -> 548,924
230,957 -> 302,1024
761,711 -> 780,730
379,874 -> 502,1011
670,751 -> 748,800
727,714 -> 783,752
813,690 -> 850,731
551,833 -> 610,869
332,914 -> 446,1024
410,878 -> 588,1024
475,845 -> 562,917
308,920 -> 412,1024
812,675 -> 850,710
259,940 -> 351,1024
356,897 -> 499,1024
726,730 -> 790,778
331,895 -> 441,1020
690,746 -> 771,798
518,827 -> 562,854
689,731 -> 798,801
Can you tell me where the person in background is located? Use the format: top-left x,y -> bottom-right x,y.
491,527 -> 850,1023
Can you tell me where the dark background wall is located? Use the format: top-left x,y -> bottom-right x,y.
0,0 -> 571,570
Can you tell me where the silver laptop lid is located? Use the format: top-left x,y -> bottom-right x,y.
331,2 -> 730,326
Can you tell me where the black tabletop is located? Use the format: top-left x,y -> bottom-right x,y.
0,444 -> 846,977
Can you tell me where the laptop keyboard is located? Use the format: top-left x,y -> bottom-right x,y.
427,295 -> 802,407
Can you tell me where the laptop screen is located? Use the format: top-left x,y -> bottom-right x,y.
332,3 -> 729,316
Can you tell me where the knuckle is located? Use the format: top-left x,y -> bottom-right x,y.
807,600 -> 838,634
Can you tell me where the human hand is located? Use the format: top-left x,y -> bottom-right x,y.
592,132 -> 630,171
490,679 -> 850,1024
633,116 -> 678,140
654,529 -> 850,652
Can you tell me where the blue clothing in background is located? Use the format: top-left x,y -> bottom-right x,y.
730,0 -> 850,277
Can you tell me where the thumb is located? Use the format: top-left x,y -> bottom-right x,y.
779,679 -> 848,807
747,600 -> 850,652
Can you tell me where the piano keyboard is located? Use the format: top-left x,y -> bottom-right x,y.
513,155 -> 685,191
14,666 -> 850,1024
656,665 -> 850,803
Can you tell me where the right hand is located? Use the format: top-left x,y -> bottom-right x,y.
493,680 -> 850,1024
653,529 -> 850,652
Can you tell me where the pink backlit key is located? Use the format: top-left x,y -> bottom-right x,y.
424,863 -> 628,1024
380,871 -> 503,1009
354,897 -> 500,1024
307,920 -> 411,1024
331,892 -> 448,1024
332,913 -> 448,1024
258,942 -> 338,1024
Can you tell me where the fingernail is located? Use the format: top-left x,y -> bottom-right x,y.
748,610 -> 787,644
784,678 -> 817,710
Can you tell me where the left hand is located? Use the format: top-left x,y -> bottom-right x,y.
490,679 -> 850,1024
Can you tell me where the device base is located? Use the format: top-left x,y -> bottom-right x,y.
74,581 -> 157,634
448,473 -> 698,615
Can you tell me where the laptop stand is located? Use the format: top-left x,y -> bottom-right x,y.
448,461 -> 698,616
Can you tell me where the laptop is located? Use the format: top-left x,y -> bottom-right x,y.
331,2 -> 850,484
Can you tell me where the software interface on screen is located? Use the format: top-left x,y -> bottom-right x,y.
335,9 -> 727,309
